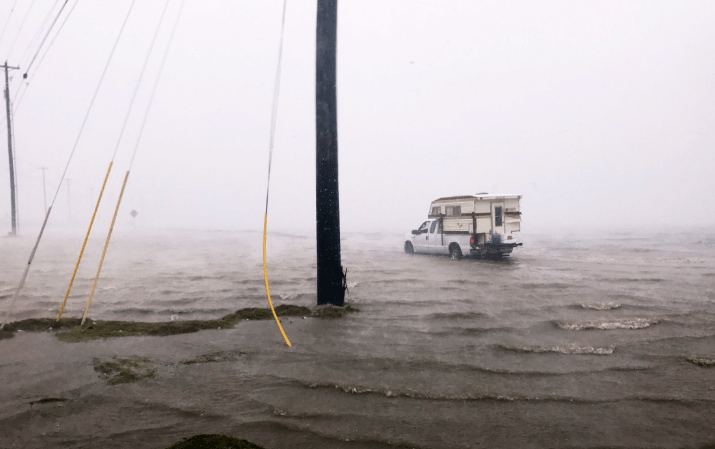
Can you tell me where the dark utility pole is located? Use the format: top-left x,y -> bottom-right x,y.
3,61 -> 19,236
315,0 -> 345,306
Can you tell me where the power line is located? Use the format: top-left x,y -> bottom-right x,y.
4,0 -> 39,61
23,0 -> 70,78
128,0 -> 185,169
11,0 -> 80,114
0,0 -> 21,50
18,0 -> 63,69
47,0 -> 136,208
111,0 -> 172,163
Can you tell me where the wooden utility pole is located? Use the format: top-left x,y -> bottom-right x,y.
3,61 -> 19,236
315,0 -> 345,306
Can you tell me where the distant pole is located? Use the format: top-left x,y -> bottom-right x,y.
315,0 -> 345,306
66,178 -> 71,218
3,61 -> 19,236
41,166 -> 48,213
130,209 -> 138,230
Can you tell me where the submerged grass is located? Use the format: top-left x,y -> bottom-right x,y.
0,329 -> 14,340
2,317 -> 81,333
2,303 -> 360,342
181,350 -> 244,365
165,434 -> 265,449
28,397 -> 69,407
313,304 -> 360,319
2,304 -> 312,342
94,356 -> 155,385
687,357 -> 715,367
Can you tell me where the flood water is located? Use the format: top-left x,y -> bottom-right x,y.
1,227 -> 714,448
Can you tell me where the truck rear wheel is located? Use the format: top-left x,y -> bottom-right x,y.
404,242 -> 414,254
449,244 -> 462,260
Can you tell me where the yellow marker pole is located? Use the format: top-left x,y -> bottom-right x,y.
81,170 -> 130,325
263,214 -> 291,346
57,162 -> 113,321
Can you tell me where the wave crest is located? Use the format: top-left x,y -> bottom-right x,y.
304,381 -> 582,402
499,344 -> 615,355
579,302 -> 621,310
427,311 -> 489,320
556,318 -> 658,330
687,357 -> 715,367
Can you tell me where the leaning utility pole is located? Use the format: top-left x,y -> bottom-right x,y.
315,0 -> 345,306
3,61 -> 19,236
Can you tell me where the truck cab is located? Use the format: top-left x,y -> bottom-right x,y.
406,219 -> 454,256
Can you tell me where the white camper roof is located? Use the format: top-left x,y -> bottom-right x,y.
432,193 -> 522,203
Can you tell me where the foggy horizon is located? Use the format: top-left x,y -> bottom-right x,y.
2,1 -> 714,237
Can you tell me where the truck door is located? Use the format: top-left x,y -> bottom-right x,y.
428,219 -> 445,254
413,220 -> 431,253
491,202 -> 505,235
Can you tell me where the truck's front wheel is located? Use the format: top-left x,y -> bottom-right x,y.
449,244 -> 462,260
404,242 -> 414,254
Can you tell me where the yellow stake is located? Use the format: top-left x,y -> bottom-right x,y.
57,162 -> 113,321
263,214 -> 291,346
81,170 -> 130,325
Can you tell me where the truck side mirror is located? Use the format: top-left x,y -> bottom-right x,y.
411,230 -> 419,235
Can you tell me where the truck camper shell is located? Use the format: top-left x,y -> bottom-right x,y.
428,194 -> 522,237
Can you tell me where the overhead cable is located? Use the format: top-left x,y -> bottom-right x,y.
4,0 -> 38,61
12,0 -> 81,114
17,0 -> 63,69
0,0 -> 21,50
23,0 -> 70,77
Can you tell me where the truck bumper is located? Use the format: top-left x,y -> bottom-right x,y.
470,242 -> 522,258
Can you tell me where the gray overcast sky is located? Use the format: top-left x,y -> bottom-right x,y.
1,0 -> 714,235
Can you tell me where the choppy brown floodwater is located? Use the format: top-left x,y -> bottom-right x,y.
1,228 -> 715,449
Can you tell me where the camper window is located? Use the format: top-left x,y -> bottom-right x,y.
431,206 -> 441,215
446,206 -> 461,216
495,206 -> 503,226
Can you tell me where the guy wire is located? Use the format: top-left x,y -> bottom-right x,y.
1,0 -> 139,329
263,0 -> 292,346
81,0 -> 185,324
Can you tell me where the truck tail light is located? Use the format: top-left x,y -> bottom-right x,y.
470,237 -> 475,246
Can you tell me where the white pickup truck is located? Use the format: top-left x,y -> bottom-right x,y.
404,194 -> 522,259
